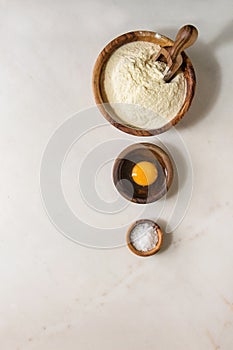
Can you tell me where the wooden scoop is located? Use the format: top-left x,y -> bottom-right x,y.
152,24 -> 198,82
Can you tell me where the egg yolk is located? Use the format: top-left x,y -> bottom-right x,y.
131,161 -> 158,186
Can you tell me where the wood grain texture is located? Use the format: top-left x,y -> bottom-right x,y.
156,25 -> 198,82
92,30 -> 196,136
112,143 -> 173,204
126,219 -> 163,257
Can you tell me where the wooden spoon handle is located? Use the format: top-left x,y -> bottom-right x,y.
169,25 -> 198,59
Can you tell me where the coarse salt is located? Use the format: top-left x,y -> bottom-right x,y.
130,222 -> 158,252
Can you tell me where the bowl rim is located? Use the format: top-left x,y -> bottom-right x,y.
92,30 -> 196,136
126,219 -> 163,256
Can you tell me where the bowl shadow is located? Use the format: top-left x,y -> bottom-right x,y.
152,24 -> 233,129
156,218 -> 173,253
178,39 -> 221,129
160,142 -> 188,200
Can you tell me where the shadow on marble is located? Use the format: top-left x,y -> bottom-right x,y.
156,218 -> 173,253
152,23 -> 233,128
163,143 -> 188,200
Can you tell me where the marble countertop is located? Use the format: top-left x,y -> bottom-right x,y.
0,0 -> 232,349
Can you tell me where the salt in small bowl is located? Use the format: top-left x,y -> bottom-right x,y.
126,219 -> 163,257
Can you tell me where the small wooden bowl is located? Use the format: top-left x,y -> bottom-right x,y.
112,142 -> 173,204
127,219 -> 163,257
92,30 -> 196,136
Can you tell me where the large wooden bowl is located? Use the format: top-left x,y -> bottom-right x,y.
92,30 -> 196,136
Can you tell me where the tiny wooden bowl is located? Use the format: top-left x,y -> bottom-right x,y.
127,219 -> 163,257
92,30 -> 196,136
112,142 -> 173,204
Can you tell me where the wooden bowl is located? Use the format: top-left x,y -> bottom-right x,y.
92,30 -> 196,136
112,142 -> 173,204
127,219 -> 163,257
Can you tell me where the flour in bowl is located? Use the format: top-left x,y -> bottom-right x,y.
103,41 -> 187,129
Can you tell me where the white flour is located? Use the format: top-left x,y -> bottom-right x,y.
104,41 -> 187,129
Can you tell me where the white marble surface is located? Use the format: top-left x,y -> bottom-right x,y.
0,0 -> 233,349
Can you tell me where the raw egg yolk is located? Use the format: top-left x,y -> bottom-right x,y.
131,161 -> 158,186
